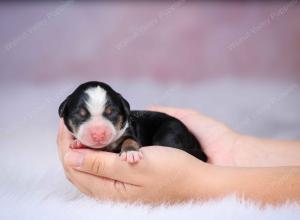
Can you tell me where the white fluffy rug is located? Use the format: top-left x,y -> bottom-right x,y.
1,78 -> 300,219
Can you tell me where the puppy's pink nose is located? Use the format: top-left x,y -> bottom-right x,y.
91,131 -> 106,143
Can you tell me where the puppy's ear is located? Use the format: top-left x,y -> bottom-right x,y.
58,96 -> 70,118
118,93 -> 130,116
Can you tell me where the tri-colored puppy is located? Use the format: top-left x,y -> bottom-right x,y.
59,81 -> 207,163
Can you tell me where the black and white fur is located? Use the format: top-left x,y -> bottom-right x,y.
59,81 -> 207,163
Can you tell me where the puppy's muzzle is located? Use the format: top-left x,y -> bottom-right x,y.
90,130 -> 108,143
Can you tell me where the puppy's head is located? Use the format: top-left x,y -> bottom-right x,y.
59,81 -> 130,148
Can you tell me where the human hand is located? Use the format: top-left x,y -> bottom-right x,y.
149,106 -> 300,167
148,106 -> 239,166
57,111 -> 300,205
57,119 -> 211,204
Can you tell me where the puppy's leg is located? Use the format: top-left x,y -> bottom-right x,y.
120,138 -> 143,163
70,139 -> 84,149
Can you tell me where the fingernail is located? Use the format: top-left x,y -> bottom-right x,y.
65,151 -> 84,167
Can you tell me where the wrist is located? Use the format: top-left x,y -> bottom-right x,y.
232,134 -> 274,167
207,129 -> 241,166
185,162 -> 300,204
182,160 -> 225,201
233,135 -> 300,167
184,162 -> 250,202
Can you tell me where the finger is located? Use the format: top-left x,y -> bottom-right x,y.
58,119 -> 73,143
148,105 -> 218,126
64,149 -> 144,185
148,106 -> 226,145
66,167 -> 139,202
147,105 -> 208,122
147,105 -> 190,119
57,119 -> 74,162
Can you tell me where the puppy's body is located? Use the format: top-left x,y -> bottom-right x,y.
59,81 -> 207,162
106,111 -> 207,161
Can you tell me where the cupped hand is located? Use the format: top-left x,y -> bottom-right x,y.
57,106 -> 300,204
57,119 -> 211,204
148,106 -> 239,166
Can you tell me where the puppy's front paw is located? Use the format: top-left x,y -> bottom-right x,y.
70,139 -> 84,149
120,150 -> 143,164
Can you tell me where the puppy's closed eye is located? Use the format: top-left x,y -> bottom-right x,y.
105,106 -> 112,115
73,108 -> 88,119
79,108 -> 87,117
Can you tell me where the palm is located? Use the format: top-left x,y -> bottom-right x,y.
149,107 -> 238,166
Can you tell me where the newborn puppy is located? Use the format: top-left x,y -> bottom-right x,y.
59,81 -> 207,163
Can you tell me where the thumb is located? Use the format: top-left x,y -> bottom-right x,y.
64,150 -> 143,185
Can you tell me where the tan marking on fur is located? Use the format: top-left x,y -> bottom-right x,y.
116,115 -> 124,130
105,106 -> 112,115
121,138 -> 140,152
68,119 -> 77,132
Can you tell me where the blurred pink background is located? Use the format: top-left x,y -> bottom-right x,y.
0,1 -> 299,83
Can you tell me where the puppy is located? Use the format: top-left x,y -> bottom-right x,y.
59,81 -> 207,163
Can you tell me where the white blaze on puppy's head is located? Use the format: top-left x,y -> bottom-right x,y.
74,85 -> 128,148
84,86 -> 107,116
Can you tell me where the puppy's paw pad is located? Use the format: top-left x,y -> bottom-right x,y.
120,151 -> 143,163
